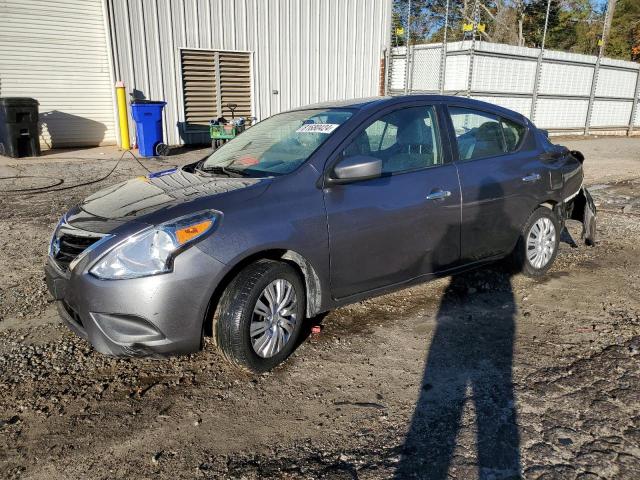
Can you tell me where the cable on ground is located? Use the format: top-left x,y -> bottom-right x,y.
0,150 -> 162,196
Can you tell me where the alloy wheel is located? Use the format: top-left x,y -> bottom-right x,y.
250,279 -> 298,358
526,217 -> 556,269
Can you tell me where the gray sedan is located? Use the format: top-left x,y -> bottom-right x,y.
45,96 -> 596,372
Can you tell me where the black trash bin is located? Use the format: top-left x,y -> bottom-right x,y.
0,97 -> 41,158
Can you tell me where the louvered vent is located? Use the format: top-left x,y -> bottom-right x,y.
181,50 -> 218,127
181,49 -> 252,129
218,51 -> 252,119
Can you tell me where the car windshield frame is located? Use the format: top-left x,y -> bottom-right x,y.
200,108 -> 355,178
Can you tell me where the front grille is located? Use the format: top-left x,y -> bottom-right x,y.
54,233 -> 100,270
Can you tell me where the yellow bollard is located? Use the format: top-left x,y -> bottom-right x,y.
115,81 -> 130,150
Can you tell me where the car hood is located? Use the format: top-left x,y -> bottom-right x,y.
72,167 -> 268,229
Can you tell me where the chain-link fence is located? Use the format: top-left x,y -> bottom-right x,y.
388,0 -> 640,134
388,41 -> 640,133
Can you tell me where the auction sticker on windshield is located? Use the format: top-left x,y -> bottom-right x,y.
296,123 -> 340,134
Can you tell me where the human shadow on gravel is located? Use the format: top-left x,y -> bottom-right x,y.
395,270 -> 521,479
396,176 -> 522,478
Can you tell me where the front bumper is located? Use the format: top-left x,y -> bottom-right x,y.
45,246 -> 227,357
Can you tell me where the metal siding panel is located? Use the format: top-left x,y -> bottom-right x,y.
276,0 -> 285,112
539,62 -> 593,97
411,46 -> 442,92
328,0 -> 338,100
472,96 -> 533,118
444,55 -> 470,92
356,0 -> 365,97
339,0 -> 349,101
595,68 -> 638,99
222,0 -> 234,48
389,55 -> 407,92
197,0 -> 210,49
291,0 -> 301,107
590,100 -> 633,127
309,0 -> 319,104
321,0 -> 330,101
0,0 -> 116,147
544,49 -> 597,65
247,0 -> 261,120
183,0 -> 198,48
349,0 -> 358,98
536,98 -> 589,129
107,0 -> 389,144
302,0 -> 311,105
471,55 -> 536,94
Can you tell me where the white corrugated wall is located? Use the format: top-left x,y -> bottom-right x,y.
0,0 -> 116,148
106,0 -> 392,146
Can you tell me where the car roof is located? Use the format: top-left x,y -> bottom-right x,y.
294,95 -> 528,123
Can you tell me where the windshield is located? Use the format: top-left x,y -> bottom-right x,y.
201,108 -> 354,176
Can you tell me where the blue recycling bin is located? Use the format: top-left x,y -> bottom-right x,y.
130,100 -> 166,157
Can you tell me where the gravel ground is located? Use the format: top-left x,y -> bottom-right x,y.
0,137 -> 639,479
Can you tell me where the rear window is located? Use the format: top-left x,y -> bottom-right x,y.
501,118 -> 526,151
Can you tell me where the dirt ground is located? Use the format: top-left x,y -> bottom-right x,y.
0,137 -> 639,479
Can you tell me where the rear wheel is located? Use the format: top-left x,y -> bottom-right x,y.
215,260 -> 305,373
511,207 -> 560,277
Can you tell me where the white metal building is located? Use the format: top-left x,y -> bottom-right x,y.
0,0 -> 392,148
0,0 -> 116,147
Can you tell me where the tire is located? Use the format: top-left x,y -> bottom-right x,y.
510,207 -> 561,278
215,259 -> 306,373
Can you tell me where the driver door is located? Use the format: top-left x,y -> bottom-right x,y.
323,104 -> 461,299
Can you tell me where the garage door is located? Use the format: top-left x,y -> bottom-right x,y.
0,0 -> 115,148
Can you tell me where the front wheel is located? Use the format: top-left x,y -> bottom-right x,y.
215,260 -> 305,373
510,207 -> 560,277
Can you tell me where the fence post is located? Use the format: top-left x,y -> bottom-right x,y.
530,0 -> 552,122
466,0 -> 480,98
439,0 -> 450,94
628,67 -> 640,135
383,48 -> 390,96
584,59 -> 601,136
404,0 -> 411,95
585,2 -> 614,135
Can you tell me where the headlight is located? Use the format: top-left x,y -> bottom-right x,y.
90,210 -> 220,280
48,215 -> 66,257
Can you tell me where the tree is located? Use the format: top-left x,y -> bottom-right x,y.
606,0 -> 640,60
523,0 -> 561,47
391,0 -> 638,60
547,0 -> 604,55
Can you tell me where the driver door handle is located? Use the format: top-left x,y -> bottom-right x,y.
426,189 -> 451,201
522,173 -> 541,183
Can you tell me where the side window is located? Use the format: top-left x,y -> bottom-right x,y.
448,107 -> 505,161
365,120 -> 398,152
342,106 -> 441,174
500,118 -> 526,152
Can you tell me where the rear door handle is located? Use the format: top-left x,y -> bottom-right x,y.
522,173 -> 541,183
426,189 -> 451,201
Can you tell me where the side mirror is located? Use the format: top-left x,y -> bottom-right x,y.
329,155 -> 382,184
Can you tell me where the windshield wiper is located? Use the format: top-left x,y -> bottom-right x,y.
197,165 -> 248,178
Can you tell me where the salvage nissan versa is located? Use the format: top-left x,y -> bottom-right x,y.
45,96 -> 596,373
